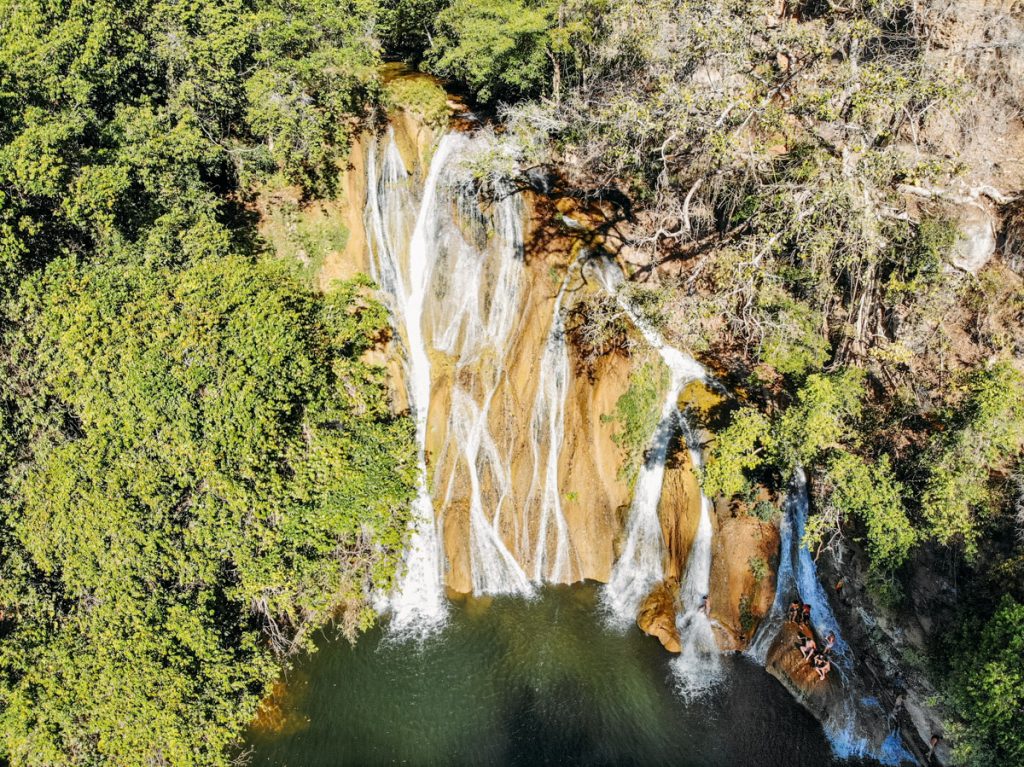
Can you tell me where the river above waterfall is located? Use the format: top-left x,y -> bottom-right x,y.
245,584 -> 879,766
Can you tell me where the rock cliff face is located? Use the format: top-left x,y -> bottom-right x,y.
300,78 -> 781,658
294,68 -> 923,757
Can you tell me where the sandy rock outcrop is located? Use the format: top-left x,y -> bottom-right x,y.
637,579 -> 681,652
708,513 -> 779,651
766,622 -> 903,761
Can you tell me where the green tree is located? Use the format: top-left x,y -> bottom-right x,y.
602,361 -> 667,487
702,407 -> 774,499
425,0 -> 559,104
377,0 -> 450,60
0,258 -> 415,766
777,369 -> 866,469
808,451 -> 916,571
921,363 -> 1024,555
946,597 -> 1024,767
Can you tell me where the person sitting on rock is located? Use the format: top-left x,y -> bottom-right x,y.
700,594 -> 710,616
787,600 -> 801,622
813,653 -> 831,681
823,631 -> 836,654
801,603 -> 811,625
799,635 -> 817,660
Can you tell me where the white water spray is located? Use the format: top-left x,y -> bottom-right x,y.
669,423 -> 723,699
593,256 -> 710,629
526,269 -> 577,583
426,151 -> 534,597
367,131 -> 465,634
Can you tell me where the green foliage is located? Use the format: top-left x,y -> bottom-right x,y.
377,0 -> 449,60
921,363 -> 1024,555
246,0 -> 381,196
0,258 -> 415,766
425,0 -> 559,104
748,556 -> 769,582
262,197 -> 351,285
702,407 -> 773,498
621,282 -> 670,332
945,597 -> 1024,767
750,500 -> 778,522
911,216 -> 956,279
602,361 -> 667,487
385,74 -> 451,127
738,594 -> 756,634
565,291 -> 633,367
0,0 -> 381,293
777,369 -> 866,469
815,451 -> 917,571
756,289 -> 830,378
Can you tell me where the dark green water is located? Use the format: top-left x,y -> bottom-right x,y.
246,583 -> 863,767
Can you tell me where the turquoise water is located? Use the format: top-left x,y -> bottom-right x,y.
246,583 -> 870,766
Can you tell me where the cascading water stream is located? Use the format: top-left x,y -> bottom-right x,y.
601,376 -> 683,625
748,469 -> 914,764
591,256 -> 711,631
370,124 -> 556,606
791,467 -> 851,666
367,129 -> 461,635
526,269 -> 577,583
670,424 -> 723,699
426,155 -> 533,597
790,468 -> 913,763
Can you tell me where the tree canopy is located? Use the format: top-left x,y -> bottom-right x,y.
0,1 -> 415,764
0,259 -> 415,765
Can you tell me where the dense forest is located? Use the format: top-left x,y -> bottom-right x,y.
1,0 -> 1022,765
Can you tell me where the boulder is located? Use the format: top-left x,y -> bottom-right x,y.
637,579 -> 681,653
950,202 -> 996,274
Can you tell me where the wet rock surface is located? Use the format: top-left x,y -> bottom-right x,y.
637,579 -> 681,653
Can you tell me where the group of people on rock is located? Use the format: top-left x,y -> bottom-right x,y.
787,599 -> 835,682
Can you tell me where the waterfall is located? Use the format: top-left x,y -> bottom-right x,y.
427,163 -> 534,597
592,255 -> 710,629
741,470 -> 846,666
747,469 -> 914,764
789,468 -> 913,763
367,129 -> 462,635
526,269 -> 577,583
670,424 -> 723,699
791,468 -> 851,667
601,381 -> 680,625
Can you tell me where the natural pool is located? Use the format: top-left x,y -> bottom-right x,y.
245,583 -> 877,766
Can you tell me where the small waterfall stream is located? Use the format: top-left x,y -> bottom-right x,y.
671,424 -> 722,698
526,269 -> 577,583
369,127 -> 556,625
748,469 -> 914,764
427,159 -> 533,597
367,129 -> 457,634
590,256 -> 716,688
791,468 -> 851,665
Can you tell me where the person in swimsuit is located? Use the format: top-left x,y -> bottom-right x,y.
823,631 -> 836,653
814,653 -> 831,681
788,600 -> 801,622
799,635 -> 817,660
